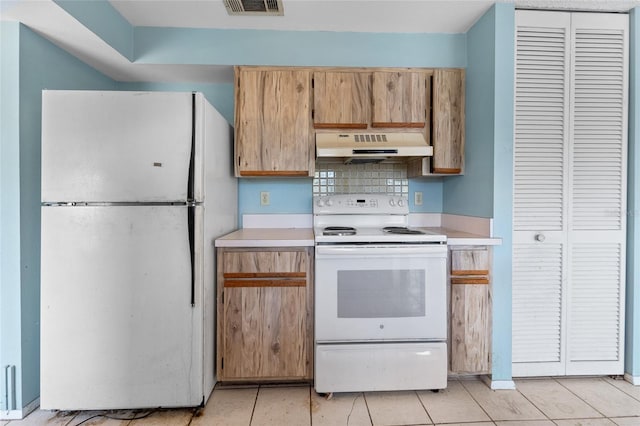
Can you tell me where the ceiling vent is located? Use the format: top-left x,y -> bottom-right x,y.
223,0 -> 284,16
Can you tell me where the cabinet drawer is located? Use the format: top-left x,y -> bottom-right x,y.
451,248 -> 489,277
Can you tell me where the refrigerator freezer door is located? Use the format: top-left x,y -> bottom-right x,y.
41,205 -> 203,410
42,91 -> 198,203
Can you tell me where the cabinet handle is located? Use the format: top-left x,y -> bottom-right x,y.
224,279 -> 306,288
451,277 -> 489,285
224,272 -> 306,278
451,269 -> 489,276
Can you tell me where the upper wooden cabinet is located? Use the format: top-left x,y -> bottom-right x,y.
371,71 -> 428,128
432,69 -> 465,174
313,72 -> 370,129
312,69 -> 429,131
234,67 -> 314,177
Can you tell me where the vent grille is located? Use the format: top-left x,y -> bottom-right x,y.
354,134 -> 389,143
223,0 -> 283,15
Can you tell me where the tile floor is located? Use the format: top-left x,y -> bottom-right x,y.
6,376 -> 640,426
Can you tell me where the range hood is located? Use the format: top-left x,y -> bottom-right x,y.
316,132 -> 432,164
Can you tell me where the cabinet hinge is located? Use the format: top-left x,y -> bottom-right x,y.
311,78 -> 314,89
221,357 -> 224,369
221,290 -> 224,304
312,109 -> 314,119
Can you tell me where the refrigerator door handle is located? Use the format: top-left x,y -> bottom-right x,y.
188,204 -> 195,307
187,92 -> 196,203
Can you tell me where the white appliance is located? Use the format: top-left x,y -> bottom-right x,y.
313,194 -> 448,393
40,90 -> 237,410
316,132 -> 432,164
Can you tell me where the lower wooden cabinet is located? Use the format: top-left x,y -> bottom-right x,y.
216,247 -> 313,381
449,246 -> 491,374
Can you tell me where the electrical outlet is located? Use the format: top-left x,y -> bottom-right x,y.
260,191 -> 270,206
414,191 -> 423,206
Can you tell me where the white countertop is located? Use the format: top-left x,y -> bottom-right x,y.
418,227 -> 502,246
214,228 -> 315,247
215,227 -> 500,247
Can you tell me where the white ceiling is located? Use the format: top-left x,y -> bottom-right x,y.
109,0 -> 640,33
2,0 -> 640,83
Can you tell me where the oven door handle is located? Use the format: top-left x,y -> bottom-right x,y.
316,245 -> 447,257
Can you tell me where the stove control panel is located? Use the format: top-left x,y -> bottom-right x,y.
314,194 -> 409,215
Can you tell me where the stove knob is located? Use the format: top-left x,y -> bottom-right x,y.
389,199 -> 395,207
397,198 -> 405,207
317,199 -> 325,207
326,198 -> 333,207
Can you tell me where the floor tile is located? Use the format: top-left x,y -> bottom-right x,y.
128,408 -> 193,425
495,421 -> 555,426
461,380 -> 546,422
515,379 -> 602,420
310,391 -> 371,426
251,386 -> 310,426
4,409 -> 77,425
611,418 -> 640,425
365,391 -> 431,425
191,387 -> 257,426
63,411 -> 131,425
436,423 -> 495,426
604,377 -> 640,402
553,419 -> 617,426
558,378 -> 640,418
417,380 -> 491,424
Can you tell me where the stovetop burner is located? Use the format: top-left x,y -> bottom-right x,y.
383,226 -> 426,235
323,226 -> 357,236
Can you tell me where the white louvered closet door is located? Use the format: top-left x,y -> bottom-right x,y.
566,13 -> 627,375
513,11 -> 628,377
513,11 -> 571,377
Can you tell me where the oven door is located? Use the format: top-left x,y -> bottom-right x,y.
315,244 -> 447,342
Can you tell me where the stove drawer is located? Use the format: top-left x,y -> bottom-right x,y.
315,342 -> 447,393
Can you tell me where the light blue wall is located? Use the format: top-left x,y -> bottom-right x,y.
1,21 -> 23,413
627,7 -> 640,377
134,28 -> 466,68
442,9 -> 496,218
447,4 -> 514,381
53,0 -> 134,60
120,82 -> 235,124
0,22 -> 118,412
490,4 -> 515,382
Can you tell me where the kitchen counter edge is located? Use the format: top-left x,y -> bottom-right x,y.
214,228 -> 315,247
215,227 -> 500,247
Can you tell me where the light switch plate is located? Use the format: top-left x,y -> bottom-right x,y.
414,191 -> 423,206
260,191 -> 270,206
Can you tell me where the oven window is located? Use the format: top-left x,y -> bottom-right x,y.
337,269 -> 426,318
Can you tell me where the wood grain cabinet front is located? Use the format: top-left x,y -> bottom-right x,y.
216,247 -> 313,382
449,246 -> 491,374
371,71 -> 428,128
432,69 -> 465,174
313,71 -> 371,129
234,67 -> 314,177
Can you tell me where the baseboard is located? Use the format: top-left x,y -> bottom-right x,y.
624,373 -> 640,385
1,397 -> 39,420
481,375 -> 516,390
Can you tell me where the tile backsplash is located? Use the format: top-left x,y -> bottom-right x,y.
313,162 -> 408,196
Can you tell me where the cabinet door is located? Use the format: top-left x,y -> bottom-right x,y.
372,71 -> 427,128
218,250 -> 311,380
235,69 -> 313,177
313,72 -> 370,129
432,69 -> 465,174
449,247 -> 491,374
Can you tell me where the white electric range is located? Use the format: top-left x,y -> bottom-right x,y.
313,193 -> 448,393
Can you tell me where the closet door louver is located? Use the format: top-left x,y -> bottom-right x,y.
513,11 -> 628,377
512,11 -> 570,377
566,13 -> 627,375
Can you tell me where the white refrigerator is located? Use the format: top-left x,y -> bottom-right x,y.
40,90 -> 237,410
